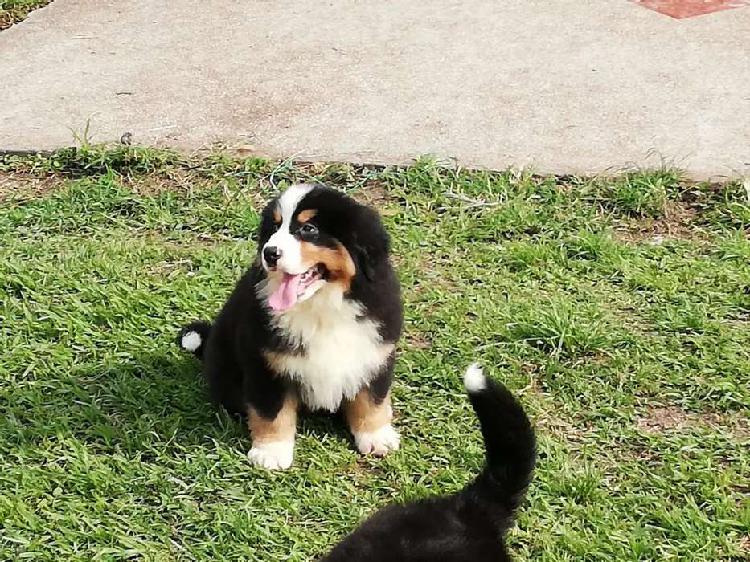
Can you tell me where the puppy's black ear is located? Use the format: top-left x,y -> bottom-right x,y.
354,244 -> 376,282
352,206 -> 389,282
257,199 -> 279,253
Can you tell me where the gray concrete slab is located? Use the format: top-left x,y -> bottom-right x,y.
1,0 -> 749,178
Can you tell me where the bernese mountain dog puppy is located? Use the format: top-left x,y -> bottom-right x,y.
321,365 -> 536,561
178,184 -> 403,470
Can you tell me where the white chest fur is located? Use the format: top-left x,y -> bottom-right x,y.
262,284 -> 393,412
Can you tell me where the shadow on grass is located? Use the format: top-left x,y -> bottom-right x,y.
4,348 -> 352,458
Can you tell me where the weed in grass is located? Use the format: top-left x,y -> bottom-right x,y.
588,169 -> 682,218
508,299 -> 614,358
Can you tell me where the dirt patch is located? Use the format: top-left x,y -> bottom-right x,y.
145,258 -> 196,277
405,332 -> 432,350
536,411 -> 593,445
637,405 -> 749,440
122,168 -> 195,197
124,169 -> 271,211
0,172 -> 62,201
637,406 -> 691,432
350,181 -> 393,207
614,202 -> 704,244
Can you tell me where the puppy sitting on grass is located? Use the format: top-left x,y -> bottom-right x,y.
179,184 -> 402,470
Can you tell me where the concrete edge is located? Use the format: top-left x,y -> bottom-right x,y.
0,145 -> 745,185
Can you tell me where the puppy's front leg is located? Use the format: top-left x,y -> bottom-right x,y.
247,394 -> 298,470
344,389 -> 399,457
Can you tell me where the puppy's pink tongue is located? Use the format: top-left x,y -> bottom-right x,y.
268,273 -> 302,312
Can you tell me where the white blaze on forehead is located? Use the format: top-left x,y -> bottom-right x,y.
277,183 -> 315,224
264,184 -> 315,274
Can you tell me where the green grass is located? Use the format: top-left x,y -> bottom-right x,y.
1,148 -> 748,561
0,0 -> 51,29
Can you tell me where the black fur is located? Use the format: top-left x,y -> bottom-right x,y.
320,372 -> 536,561
178,185 -> 402,422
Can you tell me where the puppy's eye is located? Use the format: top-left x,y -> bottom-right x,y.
298,223 -> 318,236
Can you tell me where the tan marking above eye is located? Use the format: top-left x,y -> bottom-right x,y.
273,207 -> 282,224
296,209 -> 317,223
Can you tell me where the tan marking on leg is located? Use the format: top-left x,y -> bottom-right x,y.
344,390 -> 392,434
248,393 -> 298,445
296,208 -> 317,223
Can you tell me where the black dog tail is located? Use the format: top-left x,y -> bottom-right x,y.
460,363 -> 536,533
177,321 -> 212,359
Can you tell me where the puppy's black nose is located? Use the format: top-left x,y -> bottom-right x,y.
263,246 -> 281,267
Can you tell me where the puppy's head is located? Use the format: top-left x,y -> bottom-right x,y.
257,184 -> 389,312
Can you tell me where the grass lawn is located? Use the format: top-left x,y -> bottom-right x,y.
1,147 -> 748,561
0,0 -> 51,30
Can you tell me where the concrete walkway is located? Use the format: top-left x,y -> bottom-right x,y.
1,0 -> 748,178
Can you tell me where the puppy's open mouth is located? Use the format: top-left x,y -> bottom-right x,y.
268,264 -> 326,312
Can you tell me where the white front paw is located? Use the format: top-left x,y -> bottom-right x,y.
247,440 -> 294,470
354,424 -> 400,457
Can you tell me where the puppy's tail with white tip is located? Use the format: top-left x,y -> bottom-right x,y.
177,321 -> 212,359
461,363 -> 536,533
463,363 -> 487,393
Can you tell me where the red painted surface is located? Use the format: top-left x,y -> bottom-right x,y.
633,0 -> 749,19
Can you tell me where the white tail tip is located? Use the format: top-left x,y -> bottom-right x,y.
463,363 -> 486,392
181,331 -> 202,352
